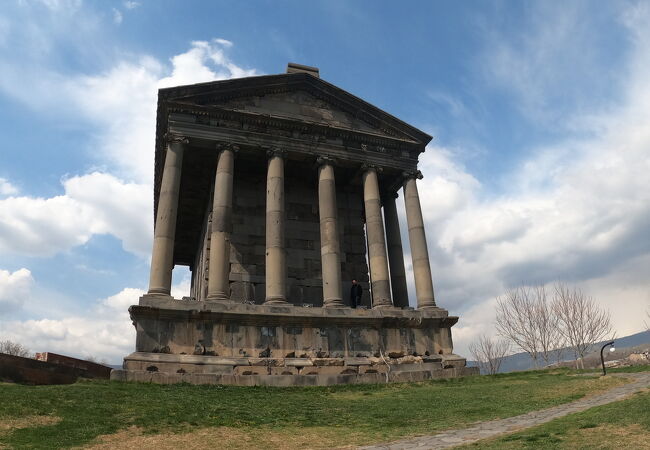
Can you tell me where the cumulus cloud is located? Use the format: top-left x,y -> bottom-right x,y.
67,38 -> 256,183
124,1 -> 140,10
0,287 -> 141,362
0,38 -> 258,258
0,35 -> 258,183
158,39 -> 257,89
75,39 -> 258,182
418,4 -> 650,355
0,268 -> 34,314
0,178 -> 18,197
0,172 -> 151,257
0,273 -> 192,363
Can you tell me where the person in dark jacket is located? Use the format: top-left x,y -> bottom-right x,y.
350,279 -> 362,308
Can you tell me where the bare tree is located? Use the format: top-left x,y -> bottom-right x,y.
532,285 -> 564,366
495,286 -> 542,368
469,335 -> 510,375
553,283 -> 613,369
0,340 -> 31,358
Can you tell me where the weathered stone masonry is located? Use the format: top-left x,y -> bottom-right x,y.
113,63 -> 476,385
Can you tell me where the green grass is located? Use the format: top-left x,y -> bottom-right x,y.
0,370 -> 627,449
586,364 -> 650,374
463,389 -> 650,449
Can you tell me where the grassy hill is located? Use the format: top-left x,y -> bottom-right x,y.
0,369 -> 637,449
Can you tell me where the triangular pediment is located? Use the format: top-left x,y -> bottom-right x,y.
206,90 -> 387,136
159,73 -> 432,144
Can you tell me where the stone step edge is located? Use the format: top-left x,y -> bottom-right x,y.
110,366 -> 479,386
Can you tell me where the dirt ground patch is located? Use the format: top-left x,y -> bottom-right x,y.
543,376 -> 626,400
0,415 -> 61,433
563,423 -> 650,449
0,415 -> 62,449
83,426 -> 369,450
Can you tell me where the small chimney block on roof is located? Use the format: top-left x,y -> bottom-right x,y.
286,62 -> 320,78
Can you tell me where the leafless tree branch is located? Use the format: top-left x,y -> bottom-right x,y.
532,284 -> 564,366
495,286 -> 542,367
469,334 -> 510,375
0,340 -> 31,358
553,283 -> 613,369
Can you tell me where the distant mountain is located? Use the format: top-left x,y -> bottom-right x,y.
468,330 -> 650,373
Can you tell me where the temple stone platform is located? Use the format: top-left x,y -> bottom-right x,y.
111,295 -> 476,386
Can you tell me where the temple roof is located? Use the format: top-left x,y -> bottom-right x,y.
154,71 -> 432,199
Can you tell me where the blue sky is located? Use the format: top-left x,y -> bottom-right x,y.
1,0 -> 648,363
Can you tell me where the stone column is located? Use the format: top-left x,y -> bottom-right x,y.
403,171 -> 436,308
362,165 -> 392,308
206,144 -> 237,301
265,148 -> 288,304
317,156 -> 344,308
383,192 -> 409,308
148,135 -> 187,296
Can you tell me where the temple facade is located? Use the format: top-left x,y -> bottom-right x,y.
112,63 -> 475,386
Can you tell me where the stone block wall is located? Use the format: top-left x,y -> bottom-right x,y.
191,160 -> 371,306
131,301 -> 458,360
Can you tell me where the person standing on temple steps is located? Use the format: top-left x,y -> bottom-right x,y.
350,279 -> 362,308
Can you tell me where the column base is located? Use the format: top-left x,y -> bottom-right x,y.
372,302 -> 394,309
323,299 -> 345,308
417,300 -> 437,309
147,288 -> 171,296
264,297 -> 289,305
206,293 -> 231,302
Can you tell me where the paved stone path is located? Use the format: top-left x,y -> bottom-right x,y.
360,372 -> 650,449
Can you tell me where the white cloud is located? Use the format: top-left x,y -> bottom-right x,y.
0,178 -> 18,197
419,4 -> 650,355
0,274 -> 189,363
101,287 -> 143,311
0,31 -> 257,361
0,287 -> 141,362
34,0 -> 83,12
0,39 -> 259,258
0,268 -> 34,314
123,1 -> 139,10
112,8 -> 123,25
158,39 -> 258,89
214,38 -> 233,47
0,37 -> 258,183
79,39 -> 257,182
480,2 -> 622,127
171,268 -> 191,299
0,172 -> 151,257
64,39 -> 258,183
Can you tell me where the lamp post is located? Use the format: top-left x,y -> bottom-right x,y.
600,341 -> 615,376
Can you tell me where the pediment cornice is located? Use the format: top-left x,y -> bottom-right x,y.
165,101 -> 422,148
157,73 -> 432,145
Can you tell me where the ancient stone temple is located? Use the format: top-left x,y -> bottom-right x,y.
111,63 -> 476,385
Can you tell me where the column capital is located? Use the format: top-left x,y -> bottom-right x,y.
164,133 -> 189,145
316,155 -> 337,166
266,146 -> 287,159
361,163 -> 383,174
216,142 -> 240,154
402,170 -> 423,181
